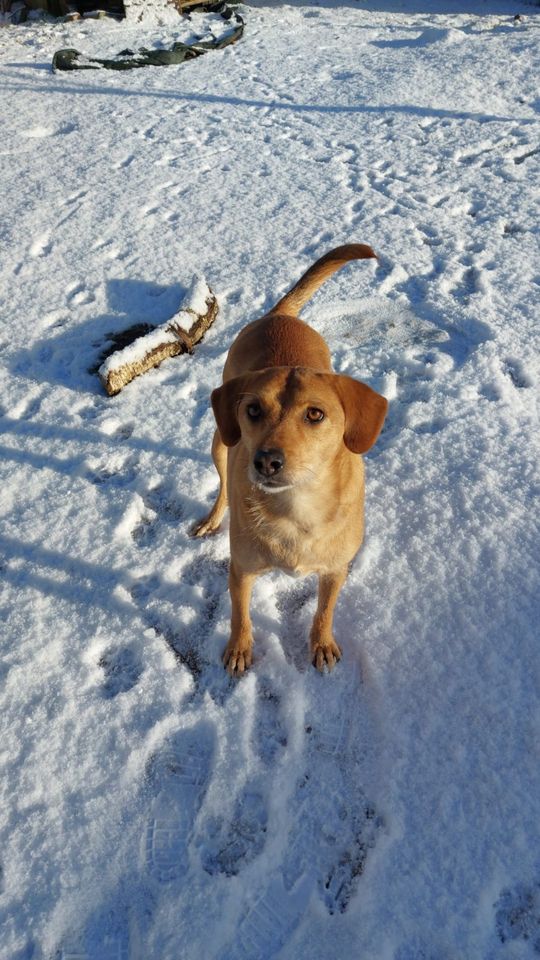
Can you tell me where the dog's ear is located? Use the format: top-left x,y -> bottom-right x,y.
334,375 -> 388,454
211,376 -> 249,447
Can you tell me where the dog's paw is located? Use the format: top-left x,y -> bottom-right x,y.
190,514 -> 222,538
222,638 -> 253,676
311,638 -> 342,672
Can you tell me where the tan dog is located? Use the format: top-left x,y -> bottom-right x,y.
194,244 -> 388,675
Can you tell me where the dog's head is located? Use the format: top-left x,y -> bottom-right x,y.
211,367 -> 387,492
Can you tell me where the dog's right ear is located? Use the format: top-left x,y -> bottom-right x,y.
211,376 -> 248,447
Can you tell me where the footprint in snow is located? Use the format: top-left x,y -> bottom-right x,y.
85,452 -> 138,488
393,939 -> 452,960
495,879 -> 540,952
456,143 -> 495,167
503,357 -> 531,390
180,552 -> 229,626
76,407 -> 135,441
116,423 -> 135,439
513,145 -> 540,166
76,400 -> 108,422
279,657 -> 384,913
14,393 -> 43,421
142,482 -> 184,521
474,353 -> 532,404
57,943 -> 89,959
131,512 -> 158,549
144,611 -> 204,680
283,768 -> 383,914
320,800 -> 383,914
20,122 -> 77,139
67,283 -> 95,307
117,153 -> 135,169
41,309 -> 70,331
129,553 -> 228,682
144,724 -> 215,884
449,261 -> 482,303
197,677 -> 289,877
251,678 -> 288,766
304,657 -> 362,758
200,786 -> 268,877
29,232 -> 53,259
99,645 -> 143,699
129,573 -> 160,604
64,189 -> 88,206
502,221 -> 524,238
217,873 -> 313,960
21,397 -> 41,420
58,905 -> 130,960
416,223 -> 443,247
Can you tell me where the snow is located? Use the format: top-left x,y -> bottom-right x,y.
0,1 -> 539,958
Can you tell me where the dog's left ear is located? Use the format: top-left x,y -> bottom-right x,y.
211,376 -> 249,447
334,375 -> 388,454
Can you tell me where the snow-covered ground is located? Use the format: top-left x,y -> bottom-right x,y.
0,1 -> 539,957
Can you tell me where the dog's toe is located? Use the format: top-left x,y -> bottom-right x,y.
191,517 -> 220,538
223,643 -> 253,677
312,639 -> 342,673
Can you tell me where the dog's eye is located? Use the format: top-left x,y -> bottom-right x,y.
305,407 -> 325,423
246,402 -> 262,419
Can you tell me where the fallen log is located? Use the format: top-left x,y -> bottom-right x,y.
98,276 -> 218,396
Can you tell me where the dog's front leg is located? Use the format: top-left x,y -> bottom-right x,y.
223,561 -> 257,676
310,568 -> 347,672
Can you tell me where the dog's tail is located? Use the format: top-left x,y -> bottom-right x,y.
269,243 -> 377,317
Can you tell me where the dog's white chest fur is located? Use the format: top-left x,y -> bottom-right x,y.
244,490 -> 350,576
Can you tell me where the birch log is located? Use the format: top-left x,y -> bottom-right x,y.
98,276 -> 218,396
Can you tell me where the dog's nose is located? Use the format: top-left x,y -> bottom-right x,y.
253,448 -> 285,478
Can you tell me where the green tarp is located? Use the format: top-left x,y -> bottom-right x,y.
52,4 -> 244,71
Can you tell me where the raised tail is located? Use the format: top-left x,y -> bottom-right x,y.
269,243 -> 377,317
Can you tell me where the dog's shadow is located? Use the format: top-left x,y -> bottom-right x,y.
275,575 -> 318,672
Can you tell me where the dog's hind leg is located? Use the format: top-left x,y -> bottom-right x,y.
192,430 -> 228,537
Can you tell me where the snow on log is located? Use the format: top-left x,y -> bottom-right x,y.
98,276 -> 218,396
